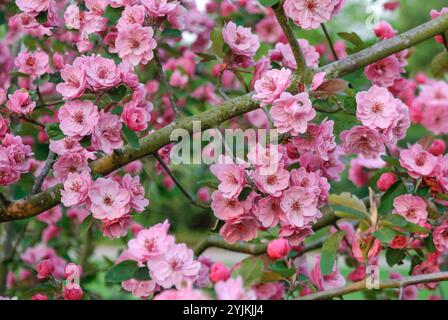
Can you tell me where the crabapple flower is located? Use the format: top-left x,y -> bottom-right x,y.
283,0 -> 343,30
102,215 -> 132,239
91,112 -> 123,154
56,58 -> 87,99
117,5 -> 146,31
280,187 -> 321,228
253,68 -> 292,106
60,171 -> 92,207
356,85 -> 399,130
63,283 -> 83,300
53,152 -> 91,182
253,195 -> 284,228
270,92 -> 316,136
58,100 -> 100,138
433,220 -> 448,252
399,144 -> 437,179
341,126 -> 385,159
211,191 -> 244,220
252,166 -> 290,197
122,279 -> 158,298
84,56 -> 122,90
374,21 -> 396,40
121,173 -> 149,212
377,172 -> 397,191
290,167 -> 330,206
219,214 -> 259,244
209,263 -> 231,283
210,157 -> 246,199
279,224 -> 314,247
2,134 -> 33,173
127,220 -> 175,262
116,26 -> 157,66
88,178 -> 131,220
365,56 -> 401,87
393,194 -> 428,225
153,287 -> 209,300
269,40 -> 319,69
15,50 -> 49,79
222,22 -> 260,58
16,0 -> 50,13
310,256 -> 346,291
122,104 -> 151,132
142,0 -> 177,17
6,90 -> 36,114
215,276 -> 256,300
147,243 -> 201,289
267,239 -> 290,260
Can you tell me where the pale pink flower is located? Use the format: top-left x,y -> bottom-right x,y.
15,50 -> 49,79
56,58 -> 87,99
154,287 -> 209,300
219,214 -> 259,244
365,56 -> 401,87
61,171 -> 92,207
310,256 -> 346,291
116,26 -> 157,66
142,0 -> 177,17
210,157 -> 246,199
91,112 -> 123,154
6,90 -> 36,114
102,215 -> 132,239
128,220 -> 175,262
66,207 -> 90,224
64,4 -> 81,29
253,68 -> 292,106
85,56 -> 121,91
356,85 -> 399,130
16,0 -> 49,13
215,276 -> 256,300
211,190 -> 244,220
252,166 -> 290,197
222,21 -> 260,58
312,72 -> 326,90
37,206 -> 62,225
253,196 -> 284,228
269,40 -> 319,69
421,104 -> 448,135
255,16 -> 283,43
147,243 -> 201,289
279,223 -> 314,247
58,100 -> 100,138
121,173 -> 149,212
49,137 -> 94,159
280,186 -> 321,228
393,194 -> 428,225
290,167 -> 329,206
433,220 -> 448,252
117,5 -> 145,31
341,126 -> 385,159
122,279 -> 158,298
284,0 -> 340,30
270,92 -> 316,136
53,152 -> 91,181
88,177 -> 131,220
399,144 -> 437,179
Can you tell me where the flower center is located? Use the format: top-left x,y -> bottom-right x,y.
371,102 -> 383,113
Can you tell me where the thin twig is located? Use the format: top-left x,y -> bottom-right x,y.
19,116 -> 45,129
321,23 -> 339,61
153,49 -> 180,117
153,152 -> 209,209
32,151 -> 56,195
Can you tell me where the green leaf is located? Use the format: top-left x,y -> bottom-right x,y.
122,125 -> 140,149
79,215 -> 94,237
161,28 -> 182,38
373,227 -> 396,243
269,260 -> 296,278
45,123 -> 65,140
383,214 -> 408,228
320,231 -> 345,275
108,85 -> 127,102
431,51 -> 448,78
378,181 -> 407,215
424,235 -> 436,253
329,193 -> 369,221
259,0 -> 280,7
133,267 -> 151,281
385,248 -> 406,267
210,28 -> 225,58
337,32 -> 366,53
194,52 -> 217,62
105,260 -> 139,283
9,71 -> 30,78
404,222 -> 430,234
236,257 -> 264,288
332,205 -> 369,220
104,6 -> 122,25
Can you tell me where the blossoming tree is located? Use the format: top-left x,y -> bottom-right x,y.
0,0 -> 448,300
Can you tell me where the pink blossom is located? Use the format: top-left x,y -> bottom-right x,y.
56,58 -> 87,99
267,238 -> 290,260
85,56 -> 121,90
36,259 -> 54,279
37,206 -> 62,225
49,136 -> 93,158
219,214 -> 259,244
253,196 -> 284,228
102,215 -> 132,239
127,220 -> 175,262
16,0 -> 49,13
312,72 -> 326,90
270,92 -> 316,136
254,282 -> 285,300
209,263 -> 231,283
210,158 -> 246,199
412,259 -> 440,290
290,167 -> 329,206
64,4 -> 80,29
393,194 -> 428,225
147,243 -> 201,289
122,104 -> 151,132
374,21 -> 396,40
377,172 -> 397,191
253,68 -> 292,106
310,256 -> 346,291
15,50 -> 49,79
433,220 -> 448,252
341,126 -> 385,159
117,5 -> 145,31
280,186 -> 321,228
154,287 -> 209,300
222,22 -> 260,58
2,134 -> 33,173
61,171 -> 92,207
252,166 -> 290,197
66,207 -> 90,224
122,279 -> 158,298
269,40 -> 319,69
53,152 -> 91,182
284,0 -> 341,30
255,16 -> 283,43
42,225 -> 60,244
365,56 -> 401,87
88,177 -> 131,220
348,157 -> 369,187
58,100 -> 100,138
91,112 -> 123,154
211,190 -> 244,220
399,144 -> 437,179
142,0 -> 177,17
215,276 -> 256,300
356,85 -> 399,130
31,294 -> 48,300
279,224 -> 314,247
436,155 -> 448,193
116,26 -> 157,66
6,90 -> 36,114
121,173 -> 149,212
63,283 -> 83,300
428,139 -> 446,156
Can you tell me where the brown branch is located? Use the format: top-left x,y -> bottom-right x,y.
31,151 -> 56,195
321,23 -> 339,61
153,49 -> 180,117
300,272 -> 448,300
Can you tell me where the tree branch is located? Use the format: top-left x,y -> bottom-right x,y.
1,13 -> 447,222
321,23 -> 339,61
154,48 -> 180,117
299,272 -> 448,300
31,151 -> 56,195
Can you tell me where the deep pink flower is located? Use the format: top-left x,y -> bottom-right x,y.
209,263 -> 231,283
88,177 -> 131,220
63,283 -> 83,300
6,90 -> 36,114
399,144 -> 437,179
270,92 -> 315,136
36,259 -> 54,279
211,190 -> 244,220
58,100 -> 100,138
253,68 -> 292,106
433,220 -> 448,252
61,171 -> 92,207
91,112 -> 123,154
374,21 -> 396,40
102,215 -> 132,239
122,104 -> 151,132
377,172 -> 397,191
267,238 -> 290,260
365,56 -> 401,87
393,194 -> 428,225
222,21 -> 260,58
219,214 -> 259,244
